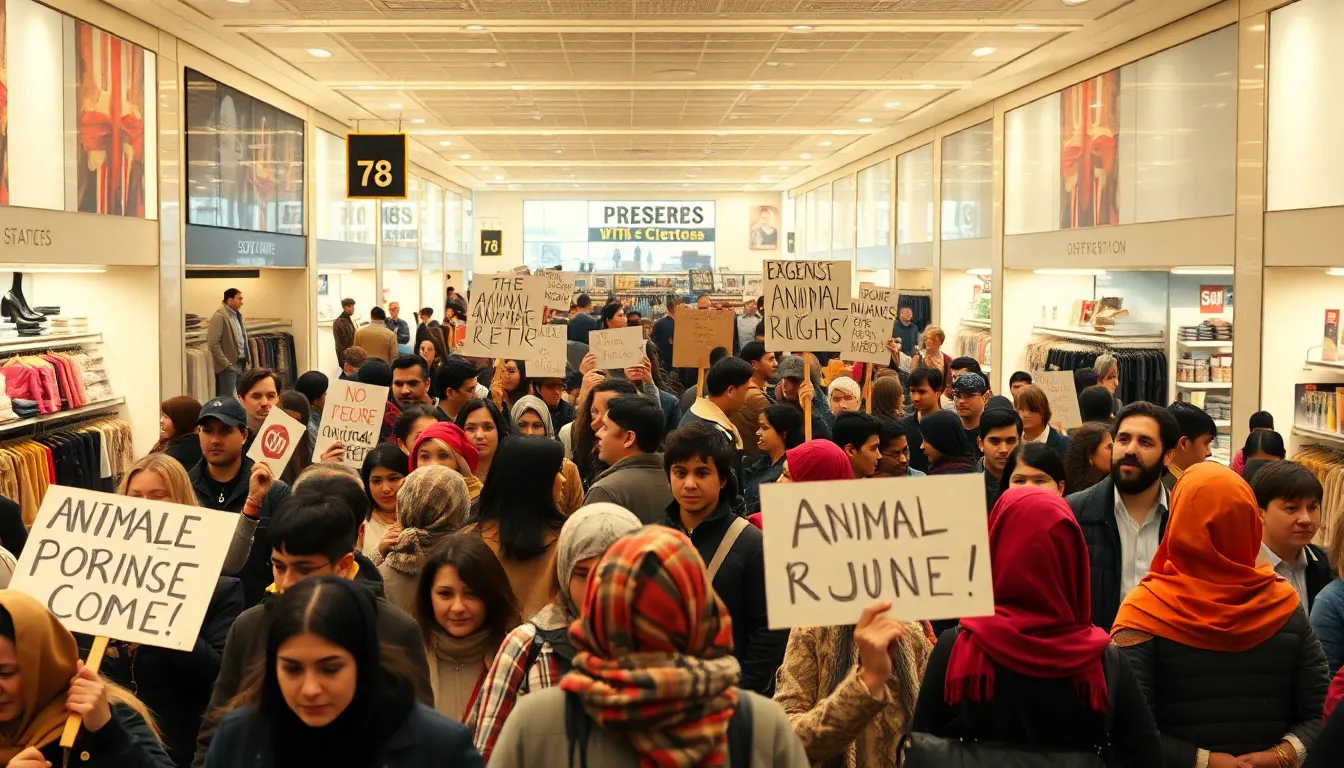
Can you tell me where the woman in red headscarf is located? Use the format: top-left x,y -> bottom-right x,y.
1112,462 -> 1330,768
907,487 -> 1163,766
410,421 -> 482,500
487,526 -> 809,767
746,439 -> 852,530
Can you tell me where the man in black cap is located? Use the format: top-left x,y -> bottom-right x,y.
950,372 -> 989,460
187,397 -> 292,608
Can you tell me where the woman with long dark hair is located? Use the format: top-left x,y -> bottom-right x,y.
917,409 -> 976,475
358,445 -> 408,559
870,374 -> 905,422
205,576 -> 481,767
1064,421 -> 1113,494
489,359 -> 531,414
464,436 -> 569,618
378,466 -> 472,615
456,398 -> 511,484
413,534 -> 520,722
155,395 -> 203,470
510,395 -> 585,514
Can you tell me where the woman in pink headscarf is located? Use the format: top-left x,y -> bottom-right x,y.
746,439 -> 853,529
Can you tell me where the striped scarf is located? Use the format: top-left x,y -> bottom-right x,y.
560,527 -> 741,768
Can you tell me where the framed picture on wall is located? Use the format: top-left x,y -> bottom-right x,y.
749,205 -> 779,250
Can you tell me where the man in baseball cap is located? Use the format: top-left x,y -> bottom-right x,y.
950,372 -> 989,459
188,396 -> 292,607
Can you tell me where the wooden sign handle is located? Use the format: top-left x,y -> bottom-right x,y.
697,366 -> 706,398
61,636 -> 109,748
803,355 -> 813,441
863,364 -> 874,414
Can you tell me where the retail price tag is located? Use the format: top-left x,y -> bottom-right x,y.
346,133 -> 408,199
245,407 -> 306,475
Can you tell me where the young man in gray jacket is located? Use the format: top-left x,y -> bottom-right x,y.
585,394 -> 673,524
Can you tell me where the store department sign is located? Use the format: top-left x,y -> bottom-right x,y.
346,133 -> 408,200
587,201 -> 715,243
0,206 -> 157,266
1004,215 -> 1233,270
186,224 -> 307,268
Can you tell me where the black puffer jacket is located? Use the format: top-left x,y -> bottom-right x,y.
1116,609 -> 1330,767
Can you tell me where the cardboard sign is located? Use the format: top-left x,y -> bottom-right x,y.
543,271 -> 577,311
763,259 -> 852,352
530,325 -> 568,378
589,326 -> 646,370
673,308 -> 737,368
245,407 -> 307,474
346,133 -> 408,199
1032,370 -> 1083,430
312,380 -> 390,468
459,273 -> 546,360
841,285 -> 898,364
759,474 -> 993,629
11,487 -> 239,650
1199,285 -> 1225,314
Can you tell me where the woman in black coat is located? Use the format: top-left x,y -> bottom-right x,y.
204,576 -> 481,768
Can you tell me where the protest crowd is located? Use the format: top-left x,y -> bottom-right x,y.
3,282 -> 1344,768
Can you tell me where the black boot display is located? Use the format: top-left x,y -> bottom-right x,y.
4,273 -> 44,322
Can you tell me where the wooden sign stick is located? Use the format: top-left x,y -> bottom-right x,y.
61,635 -> 109,750
803,355 -> 813,441
697,366 -> 707,398
863,364 -> 874,414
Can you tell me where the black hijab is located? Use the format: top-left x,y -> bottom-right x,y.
920,409 -> 976,474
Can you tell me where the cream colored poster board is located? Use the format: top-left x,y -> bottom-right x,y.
460,273 -> 546,359
313,379 -> 390,468
530,325 -> 568,378
1033,370 -> 1083,430
673,308 -> 736,368
543,271 -> 577,311
11,487 -> 239,650
245,407 -> 307,474
759,474 -> 993,629
841,284 -> 898,364
589,327 -> 645,370
763,259 -> 852,352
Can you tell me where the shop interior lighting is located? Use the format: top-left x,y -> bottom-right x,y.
1170,267 -> 1233,275
966,268 -> 991,276
1033,268 -> 1107,276
884,101 -> 902,109
788,25 -> 814,31
5,266 -> 106,274
458,153 -> 472,160
857,117 -> 874,123
971,47 -> 996,57
465,25 -> 486,31
306,48 -> 332,58
1327,269 -> 1344,277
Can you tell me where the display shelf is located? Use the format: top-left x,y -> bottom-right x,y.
0,332 -> 102,354
1213,419 -> 1231,428
1032,326 -> 1166,345
1305,358 -> 1344,371
0,397 -> 125,436
961,318 -> 991,330
1293,425 -> 1344,446
1178,340 -> 1233,348
1175,381 -> 1232,390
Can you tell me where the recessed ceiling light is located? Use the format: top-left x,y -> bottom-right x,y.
439,141 -> 453,146
554,149 -> 564,154
226,0 -> 250,5
458,153 -> 471,160
1060,0 -> 1091,5
387,102 -> 402,110
494,175 -> 504,181
748,83 -> 767,90
1016,24 -> 1038,30
883,101 -> 902,109
819,140 -> 833,147
919,84 -> 936,90
799,153 -> 812,159
856,117 -> 873,123
778,166 -> 790,171
510,85 -> 526,91
971,47 -> 996,57
306,48 -> 332,58
765,62 -> 780,67
410,118 -> 425,124
789,25 -> 813,31
465,24 -> 486,31
480,166 -> 491,171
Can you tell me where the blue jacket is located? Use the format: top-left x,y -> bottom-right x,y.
205,703 -> 482,768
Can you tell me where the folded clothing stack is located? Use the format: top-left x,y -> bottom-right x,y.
10,398 -> 37,419
75,352 -> 113,403
47,316 -> 89,335
0,375 -> 13,422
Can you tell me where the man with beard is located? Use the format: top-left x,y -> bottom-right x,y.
1066,401 -> 1179,630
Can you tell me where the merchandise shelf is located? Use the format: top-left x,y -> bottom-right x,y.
1032,326 -> 1165,346
1177,340 -> 1232,349
1293,425 -> 1344,446
1175,382 -> 1232,390
1213,419 -> 1231,428
0,332 -> 102,354
0,397 -> 125,436
961,318 -> 991,330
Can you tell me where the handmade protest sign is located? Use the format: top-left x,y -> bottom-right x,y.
1032,369 -> 1083,429
313,379 -> 389,468
759,474 -> 993,629
10,487 -> 239,650
543,271 -> 577,311
673,308 -> 736,368
589,326 -> 646,370
245,407 -> 306,474
530,325 -> 567,378
840,285 -> 898,364
459,273 -> 545,359
764,259 -> 852,352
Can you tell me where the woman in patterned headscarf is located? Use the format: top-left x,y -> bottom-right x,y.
488,526 -> 809,767
376,465 -> 471,615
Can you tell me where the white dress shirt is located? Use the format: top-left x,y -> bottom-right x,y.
1261,542 -> 1309,605
1114,485 -> 1169,601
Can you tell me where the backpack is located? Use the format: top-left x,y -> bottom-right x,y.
562,688 -> 753,768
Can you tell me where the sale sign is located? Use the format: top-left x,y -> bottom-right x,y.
245,407 -> 307,474
1199,284 -> 1226,314
312,380 -> 390,469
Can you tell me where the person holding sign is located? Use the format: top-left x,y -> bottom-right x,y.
203,576 -> 481,768
488,526 -> 809,768
905,488 -> 1163,767
1014,385 -> 1072,459
0,592 -> 173,768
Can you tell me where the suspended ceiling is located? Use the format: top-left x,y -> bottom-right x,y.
111,0 -> 1223,191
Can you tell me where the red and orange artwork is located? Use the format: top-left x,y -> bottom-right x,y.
76,22 -> 146,217
1060,70 -> 1119,229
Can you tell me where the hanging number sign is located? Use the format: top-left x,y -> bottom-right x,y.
481,229 -> 503,256
347,133 -> 408,199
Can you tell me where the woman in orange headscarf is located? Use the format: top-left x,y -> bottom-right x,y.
1112,462 -> 1331,768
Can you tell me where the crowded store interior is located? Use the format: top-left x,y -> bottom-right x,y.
5,0 -> 1344,765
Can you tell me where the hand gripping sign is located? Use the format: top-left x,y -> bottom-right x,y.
245,407 -> 307,474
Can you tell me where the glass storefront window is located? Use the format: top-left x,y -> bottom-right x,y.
831,175 -> 856,262
523,200 -> 715,272
315,130 -> 375,325
420,180 -> 445,323
857,161 -> 892,271
941,122 -> 993,241
382,176 -> 420,322
524,200 -> 587,271
804,185 -> 831,259
1268,0 -> 1344,211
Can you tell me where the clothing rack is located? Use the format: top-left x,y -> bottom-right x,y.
1025,335 -> 1169,406
1293,443 -> 1344,541
0,415 -> 134,527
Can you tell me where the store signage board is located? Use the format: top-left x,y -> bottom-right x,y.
1199,285 -> 1226,314
530,325 -> 568,378
481,229 -> 503,257
458,273 -> 546,360
245,407 -> 307,475
313,380 -> 390,469
763,260 -> 853,353
1032,370 -> 1084,430
346,133 -> 408,200
11,486 -> 238,650
1003,216 -> 1233,270
0,206 -> 157,267
542,271 -> 577,311
586,201 -> 715,243
673,309 -> 736,368
185,225 -> 306,268
841,285 -> 898,364
758,474 -> 992,629
589,327 -> 646,370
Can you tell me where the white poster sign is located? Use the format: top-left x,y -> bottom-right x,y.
589,327 -> 646,370
11,487 -> 239,650
530,325 -> 568,378
543,271 -> 578,311
759,474 -> 993,629
841,285 -> 899,364
459,273 -> 546,359
1033,370 -> 1084,430
763,260 -> 852,352
245,407 -> 307,474
312,379 -> 390,469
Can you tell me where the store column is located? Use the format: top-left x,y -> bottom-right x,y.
1232,14 -> 1268,450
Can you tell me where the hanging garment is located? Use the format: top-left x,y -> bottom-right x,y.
0,417 -> 132,526
1023,336 -> 1169,407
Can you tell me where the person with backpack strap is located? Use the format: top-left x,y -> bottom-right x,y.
486,526 -> 809,768
906,487 -> 1163,767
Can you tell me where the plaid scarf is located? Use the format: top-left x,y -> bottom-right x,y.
560,527 -> 741,767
